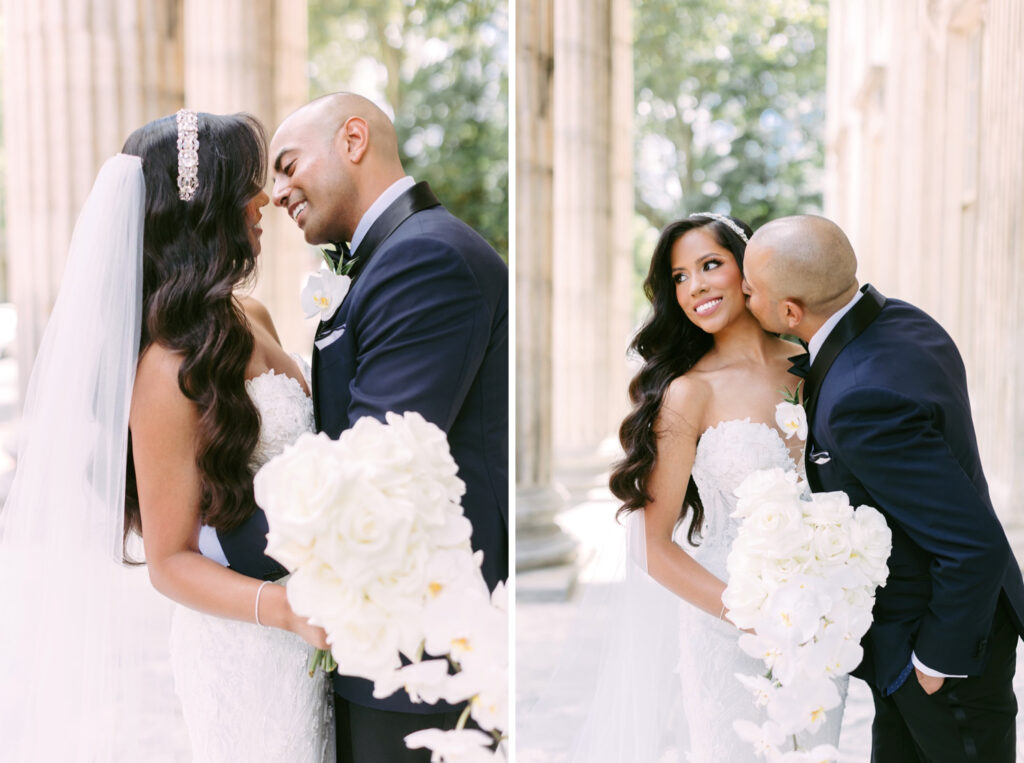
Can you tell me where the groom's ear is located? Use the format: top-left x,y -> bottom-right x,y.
337,116 -> 370,164
780,298 -> 805,331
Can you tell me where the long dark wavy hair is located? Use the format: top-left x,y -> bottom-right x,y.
121,112 -> 268,556
609,215 -> 752,544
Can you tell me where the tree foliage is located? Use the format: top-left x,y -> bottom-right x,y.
634,0 -> 828,233
308,0 -> 508,257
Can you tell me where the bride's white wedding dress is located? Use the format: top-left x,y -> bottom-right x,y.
168,364 -> 333,763
677,418 -> 847,760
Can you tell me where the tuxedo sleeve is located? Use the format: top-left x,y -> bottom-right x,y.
827,386 -> 1009,675
346,237 -> 492,432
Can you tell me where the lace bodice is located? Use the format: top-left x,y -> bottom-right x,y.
687,419 -> 797,572
245,363 -> 315,470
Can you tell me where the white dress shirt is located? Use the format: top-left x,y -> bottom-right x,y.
350,176 -> 416,253
807,288 -> 863,364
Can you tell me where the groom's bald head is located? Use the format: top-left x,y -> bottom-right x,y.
742,215 -> 859,340
269,92 -> 405,245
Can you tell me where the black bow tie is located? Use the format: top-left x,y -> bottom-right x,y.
787,352 -> 811,378
322,240 -> 354,273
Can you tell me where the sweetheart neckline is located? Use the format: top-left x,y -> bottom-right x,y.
697,417 -> 800,469
245,367 -> 311,400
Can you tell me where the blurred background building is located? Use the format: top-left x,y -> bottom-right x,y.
826,0 -> 1024,515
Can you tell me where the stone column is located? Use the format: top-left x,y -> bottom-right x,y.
515,0 -> 576,576
4,0 -> 184,398
183,0 -> 312,358
550,0 -> 632,491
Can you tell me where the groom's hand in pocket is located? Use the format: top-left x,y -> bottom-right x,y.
914,667 -> 944,695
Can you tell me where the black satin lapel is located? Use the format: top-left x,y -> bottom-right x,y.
311,343 -> 321,432
347,181 -> 441,280
803,284 -> 886,424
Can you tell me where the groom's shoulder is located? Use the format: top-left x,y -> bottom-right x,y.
870,296 -> 958,349
389,206 -> 505,268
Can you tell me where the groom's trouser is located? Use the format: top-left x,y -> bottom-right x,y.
869,599 -> 1019,763
334,695 -> 469,763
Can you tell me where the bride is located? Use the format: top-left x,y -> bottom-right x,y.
0,111 -> 332,760
587,212 -> 848,760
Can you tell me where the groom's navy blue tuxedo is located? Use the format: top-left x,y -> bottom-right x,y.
313,182 -> 508,718
804,285 -> 1024,760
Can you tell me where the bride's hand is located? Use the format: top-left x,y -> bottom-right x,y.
290,615 -> 330,651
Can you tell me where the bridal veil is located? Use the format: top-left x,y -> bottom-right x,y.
519,510 -> 689,762
0,154 -> 185,758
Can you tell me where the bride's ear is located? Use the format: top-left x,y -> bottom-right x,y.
780,298 -> 804,331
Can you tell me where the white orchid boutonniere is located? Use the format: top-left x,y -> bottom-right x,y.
775,382 -> 808,441
301,263 -> 351,322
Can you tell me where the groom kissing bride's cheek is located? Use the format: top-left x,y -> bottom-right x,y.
742,215 -> 1024,762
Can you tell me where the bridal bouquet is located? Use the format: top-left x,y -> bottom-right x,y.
723,467 -> 892,761
254,412 -> 507,762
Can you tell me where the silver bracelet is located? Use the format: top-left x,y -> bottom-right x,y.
254,580 -> 271,626
719,603 -> 727,621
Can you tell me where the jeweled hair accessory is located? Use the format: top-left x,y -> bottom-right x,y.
176,109 -> 199,201
689,211 -> 749,243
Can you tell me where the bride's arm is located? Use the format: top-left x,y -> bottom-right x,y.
130,344 -> 327,649
641,376 -> 732,622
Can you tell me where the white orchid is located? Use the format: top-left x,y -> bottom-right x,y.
300,265 -> 351,321
404,728 -> 496,763
727,467 -> 892,761
776,400 -> 809,440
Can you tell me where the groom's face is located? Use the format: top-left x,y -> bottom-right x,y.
741,245 -> 787,333
270,118 -> 355,245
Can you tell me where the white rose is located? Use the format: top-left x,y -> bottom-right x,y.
321,595 -> 405,682
775,401 -> 808,440
255,431 -> 345,550
849,505 -> 893,585
810,523 -> 853,567
803,490 -> 854,527
734,500 -> 812,559
733,467 -> 803,512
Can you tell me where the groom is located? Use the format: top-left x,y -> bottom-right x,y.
742,215 -> 1024,762
269,93 -> 508,762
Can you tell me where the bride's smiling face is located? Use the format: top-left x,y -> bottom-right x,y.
671,227 -> 746,333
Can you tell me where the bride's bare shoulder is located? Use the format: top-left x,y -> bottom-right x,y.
660,374 -> 710,436
238,295 -> 281,344
132,344 -> 192,423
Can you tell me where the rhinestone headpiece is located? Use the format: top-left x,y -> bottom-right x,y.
175,109 -> 199,202
689,212 -> 748,243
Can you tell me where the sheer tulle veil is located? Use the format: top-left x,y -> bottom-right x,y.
0,154 -> 184,757
519,510 -> 689,762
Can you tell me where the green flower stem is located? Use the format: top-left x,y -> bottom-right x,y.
455,701 -> 473,730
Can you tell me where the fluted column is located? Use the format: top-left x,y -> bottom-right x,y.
515,0 -> 576,574
824,0 -> 1024,524
4,0 -> 183,398
551,0 -> 632,488
183,0 -> 311,358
